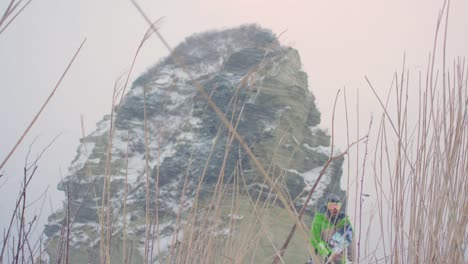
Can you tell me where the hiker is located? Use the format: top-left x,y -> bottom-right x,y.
309,194 -> 355,264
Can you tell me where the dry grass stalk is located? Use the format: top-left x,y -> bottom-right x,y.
360,4 -> 467,261
0,0 -> 33,35
143,88 -> 150,263
123,130 -> 130,264
98,77 -> 125,264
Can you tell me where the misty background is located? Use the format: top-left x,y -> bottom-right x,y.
1,0 -> 467,244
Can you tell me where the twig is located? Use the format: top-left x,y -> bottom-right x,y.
14,166 -> 29,264
0,165 -> 37,261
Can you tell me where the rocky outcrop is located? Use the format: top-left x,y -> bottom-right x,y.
44,24 -> 344,263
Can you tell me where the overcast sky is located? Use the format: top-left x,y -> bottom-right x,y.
1,0 -> 467,237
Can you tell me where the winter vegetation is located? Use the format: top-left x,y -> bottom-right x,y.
1,0 -> 466,264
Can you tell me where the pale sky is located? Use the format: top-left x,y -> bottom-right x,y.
0,0 -> 467,239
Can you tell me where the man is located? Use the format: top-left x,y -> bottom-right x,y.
309,194 -> 355,264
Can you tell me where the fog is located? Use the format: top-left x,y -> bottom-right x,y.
0,0 -> 467,257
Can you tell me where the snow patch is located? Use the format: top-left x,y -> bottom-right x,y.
188,117 -> 202,127
170,67 -> 190,82
166,91 -> 190,111
69,142 -> 96,172
90,117 -> 111,137
159,144 -> 177,163
303,143 -> 331,156
87,158 -> 101,164
299,166 -> 331,203
125,155 -> 145,183
302,167 -> 323,186
285,168 -> 302,176
177,132 -> 195,141
130,86 -> 144,97
227,214 -> 244,220
309,126 -> 327,135
263,120 -> 278,132
153,74 -> 172,85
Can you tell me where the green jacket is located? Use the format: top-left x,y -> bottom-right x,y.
310,209 -> 352,257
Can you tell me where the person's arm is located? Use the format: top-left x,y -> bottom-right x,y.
343,217 -> 356,261
310,213 -> 332,258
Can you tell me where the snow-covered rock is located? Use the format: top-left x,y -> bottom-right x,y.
44,24 -> 344,263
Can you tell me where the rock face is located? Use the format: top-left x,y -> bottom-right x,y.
44,24 -> 344,263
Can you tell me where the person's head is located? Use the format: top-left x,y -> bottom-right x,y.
326,194 -> 342,217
